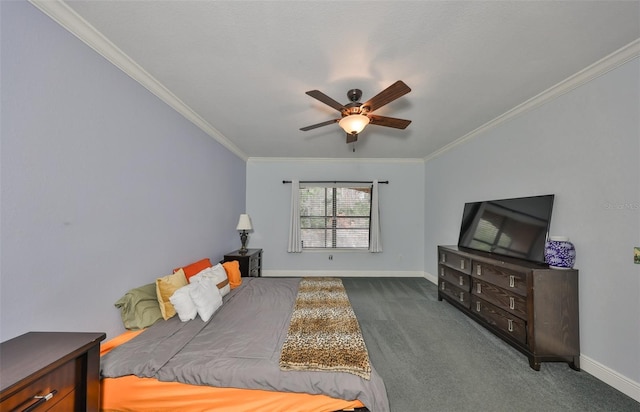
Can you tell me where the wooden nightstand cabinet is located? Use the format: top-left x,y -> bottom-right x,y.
0,331 -> 106,412
223,248 -> 262,277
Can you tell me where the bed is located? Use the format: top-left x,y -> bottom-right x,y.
100,276 -> 389,412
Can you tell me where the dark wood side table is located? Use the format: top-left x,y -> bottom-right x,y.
223,248 -> 262,277
0,331 -> 106,412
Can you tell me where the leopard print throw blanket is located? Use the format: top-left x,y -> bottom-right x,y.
279,277 -> 371,380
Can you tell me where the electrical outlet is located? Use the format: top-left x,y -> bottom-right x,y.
329,255 -> 333,260
634,247 -> 639,264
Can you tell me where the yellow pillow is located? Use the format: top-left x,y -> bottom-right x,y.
156,268 -> 188,320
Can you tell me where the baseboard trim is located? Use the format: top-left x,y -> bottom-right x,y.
580,355 -> 640,403
423,271 -> 438,285
425,270 -> 639,402
262,270 -> 426,278
262,270 -> 439,283
260,270 -> 640,402
282,271 -> 640,402
426,276 -> 640,402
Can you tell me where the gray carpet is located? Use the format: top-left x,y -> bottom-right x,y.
341,277 -> 639,412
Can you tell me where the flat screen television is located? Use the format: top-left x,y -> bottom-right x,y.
457,194 -> 554,264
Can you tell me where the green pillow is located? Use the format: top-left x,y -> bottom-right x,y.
114,283 -> 163,330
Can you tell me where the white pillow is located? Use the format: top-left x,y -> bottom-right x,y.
169,284 -> 198,322
188,275 -> 223,322
211,263 -> 231,296
192,264 -> 230,297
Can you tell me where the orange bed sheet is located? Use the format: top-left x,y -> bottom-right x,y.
100,330 -> 365,412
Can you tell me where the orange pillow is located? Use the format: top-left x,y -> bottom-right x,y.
174,258 -> 212,282
222,261 -> 242,289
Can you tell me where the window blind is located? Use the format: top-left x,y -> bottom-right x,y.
299,185 -> 372,249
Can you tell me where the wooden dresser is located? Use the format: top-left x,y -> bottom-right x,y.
0,332 -> 106,412
437,245 -> 580,371
223,248 -> 262,277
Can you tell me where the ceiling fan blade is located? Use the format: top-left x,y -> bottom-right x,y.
305,90 -> 346,112
368,114 -> 412,129
361,80 -> 411,113
300,118 -> 340,131
346,133 -> 358,144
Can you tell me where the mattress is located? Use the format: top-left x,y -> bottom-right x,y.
100,277 -> 385,412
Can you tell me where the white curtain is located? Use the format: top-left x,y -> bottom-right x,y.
287,180 -> 302,252
369,180 -> 383,252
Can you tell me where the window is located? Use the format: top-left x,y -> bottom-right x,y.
299,184 -> 372,249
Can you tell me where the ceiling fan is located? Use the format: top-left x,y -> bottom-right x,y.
300,80 -> 412,144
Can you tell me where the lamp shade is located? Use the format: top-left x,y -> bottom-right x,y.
236,214 -> 253,231
339,114 -> 370,135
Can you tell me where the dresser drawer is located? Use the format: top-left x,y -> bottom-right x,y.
249,252 -> 261,268
249,251 -> 261,276
472,262 -> 527,296
1,358 -> 78,411
472,278 -> 527,319
47,388 -> 78,412
438,265 -> 471,291
439,280 -> 471,309
471,296 -> 526,345
438,249 -> 472,275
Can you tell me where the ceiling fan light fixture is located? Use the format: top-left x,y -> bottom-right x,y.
339,114 -> 370,135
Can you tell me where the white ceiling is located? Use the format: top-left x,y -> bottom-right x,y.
37,1 -> 640,159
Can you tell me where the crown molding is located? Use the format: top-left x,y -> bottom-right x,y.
28,0 -> 248,162
27,0 -> 639,164
425,38 -> 640,162
248,157 -> 425,164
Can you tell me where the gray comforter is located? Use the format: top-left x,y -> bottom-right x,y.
101,277 -> 389,412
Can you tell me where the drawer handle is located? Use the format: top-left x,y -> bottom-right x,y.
23,390 -> 57,412
508,319 -> 514,332
459,292 -> 464,302
440,268 -> 445,277
460,259 -> 465,270
476,302 -> 481,312
509,275 -> 515,288
441,253 -> 446,263
509,297 -> 515,310
476,283 -> 482,294
459,275 -> 464,286
476,265 -> 482,276
441,282 -> 445,290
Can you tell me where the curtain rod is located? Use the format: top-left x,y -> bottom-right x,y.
282,180 -> 389,184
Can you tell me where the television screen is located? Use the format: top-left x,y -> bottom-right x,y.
457,194 -> 554,264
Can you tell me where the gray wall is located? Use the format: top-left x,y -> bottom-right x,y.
424,58 -> 640,385
0,1 -> 246,341
2,0 -> 637,400
246,158 -> 425,276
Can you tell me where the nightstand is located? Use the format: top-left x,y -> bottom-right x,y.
223,248 -> 262,277
0,331 -> 106,412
